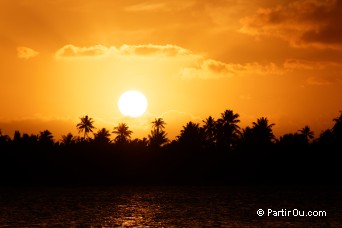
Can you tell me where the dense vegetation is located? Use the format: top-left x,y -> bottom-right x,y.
1,110 -> 341,186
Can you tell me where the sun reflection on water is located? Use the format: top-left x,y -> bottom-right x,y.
0,186 -> 339,227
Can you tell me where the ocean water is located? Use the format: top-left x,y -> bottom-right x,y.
0,186 -> 341,227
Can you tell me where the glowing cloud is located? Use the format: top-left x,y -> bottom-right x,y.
55,44 -> 191,59
181,59 -> 282,80
55,44 -> 283,79
17,46 -> 39,59
119,44 -> 191,56
124,2 -> 167,12
55,44 -> 110,59
284,59 -> 342,71
124,1 -> 195,12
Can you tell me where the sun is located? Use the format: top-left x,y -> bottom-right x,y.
118,90 -> 148,118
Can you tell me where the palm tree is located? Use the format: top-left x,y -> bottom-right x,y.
112,123 -> 132,144
38,130 -> 54,146
60,133 -> 76,146
252,117 -> 275,145
216,110 -> 241,150
0,129 -> 11,145
332,112 -> 342,140
239,126 -> 254,146
94,128 -> 111,144
298,126 -> 314,143
152,118 -> 166,134
76,115 -> 95,140
177,121 -> 204,148
279,133 -> 307,147
333,112 -> 342,125
202,116 -> 216,145
148,129 -> 168,148
131,137 -> 149,148
318,129 -> 335,146
13,130 -> 21,144
149,118 -> 168,148
22,133 -> 38,145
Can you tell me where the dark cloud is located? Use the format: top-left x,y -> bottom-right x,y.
240,0 -> 342,49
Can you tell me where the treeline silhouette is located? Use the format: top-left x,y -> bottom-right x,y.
0,109 -> 341,186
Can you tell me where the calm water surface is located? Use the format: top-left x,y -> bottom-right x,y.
0,186 -> 341,227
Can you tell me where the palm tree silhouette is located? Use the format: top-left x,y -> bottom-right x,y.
240,126 -> 254,146
94,128 -> 111,144
13,130 -> 21,144
332,112 -> 342,141
0,129 -> 11,145
252,117 -> 275,145
60,133 -> 76,146
152,118 -> 166,134
38,130 -> 54,145
202,116 -> 216,146
318,129 -> 335,146
333,112 -> 342,124
113,123 -> 132,144
279,133 -> 307,147
216,110 -> 241,150
22,133 -> 38,145
148,129 -> 168,148
148,118 -> 168,148
76,115 -> 95,140
299,126 -> 314,143
177,121 -> 204,148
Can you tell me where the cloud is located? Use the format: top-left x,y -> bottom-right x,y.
124,2 -> 167,12
180,59 -> 234,80
283,58 -> 342,86
55,44 -> 111,59
181,59 -> 283,80
17,46 -> 39,59
284,59 -> 342,70
119,44 -> 191,56
55,43 -> 284,79
124,1 -> 195,12
306,77 -> 334,86
55,44 -> 191,59
240,0 -> 342,49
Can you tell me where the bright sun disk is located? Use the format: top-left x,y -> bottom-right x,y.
118,90 -> 148,118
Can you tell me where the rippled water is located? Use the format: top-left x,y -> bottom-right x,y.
0,186 -> 341,227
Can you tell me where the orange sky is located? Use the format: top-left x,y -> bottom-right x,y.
1,0 -> 342,140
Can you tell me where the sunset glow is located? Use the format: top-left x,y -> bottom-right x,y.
1,0 -> 342,139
